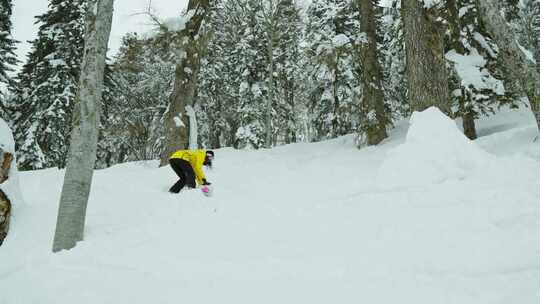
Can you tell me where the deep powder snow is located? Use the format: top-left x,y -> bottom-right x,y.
1,109 -> 540,304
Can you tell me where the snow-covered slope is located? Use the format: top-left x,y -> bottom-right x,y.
1,108 -> 540,304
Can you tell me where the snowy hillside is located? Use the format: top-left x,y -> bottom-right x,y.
1,108 -> 540,303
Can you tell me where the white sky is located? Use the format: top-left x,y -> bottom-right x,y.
10,0 -> 390,71
11,0 -> 189,68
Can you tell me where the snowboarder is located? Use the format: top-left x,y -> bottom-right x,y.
168,150 -> 214,193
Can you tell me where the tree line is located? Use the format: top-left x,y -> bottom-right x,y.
0,0 -> 540,171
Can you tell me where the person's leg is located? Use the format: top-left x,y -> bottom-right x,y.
169,159 -> 186,193
178,160 -> 197,188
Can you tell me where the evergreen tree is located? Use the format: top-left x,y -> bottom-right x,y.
272,0 -> 303,144
303,0 -> 361,141
100,32 -> 174,166
197,0 -> 235,149
233,0 -> 269,149
11,0 -> 86,169
518,0 -> 540,70
381,3 -> 408,118
445,0 -> 514,139
476,0 -> 540,131
0,0 -> 18,99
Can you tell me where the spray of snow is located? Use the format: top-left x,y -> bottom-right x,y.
162,9 -> 195,32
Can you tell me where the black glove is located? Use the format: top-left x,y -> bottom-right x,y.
202,179 -> 211,186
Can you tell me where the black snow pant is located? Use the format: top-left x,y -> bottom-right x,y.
169,158 -> 196,193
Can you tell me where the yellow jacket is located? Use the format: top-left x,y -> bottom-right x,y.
170,149 -> 208,185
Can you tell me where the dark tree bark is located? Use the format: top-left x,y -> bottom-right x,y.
462,111 -> 477,139
402,0 -> 450,114
0,189 -> 10,246
0,152 -> 13,246
160,0 -> 210,166
356,0 -> 388,146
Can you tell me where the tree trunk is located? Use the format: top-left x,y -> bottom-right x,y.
402,0 -> 450,113
186,105 -> 198,149
160,0 -> 210,166
266,33 -> 275,148
357,0 -> 388,146
0,152 -> 13,246
52,0 -> 114,252
462,110 -> 477,140
0,189 -> 10,246
477,0 -> 540,131
332,62 -> 340,137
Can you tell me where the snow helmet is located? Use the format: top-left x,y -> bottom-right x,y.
204,150 -> 214,167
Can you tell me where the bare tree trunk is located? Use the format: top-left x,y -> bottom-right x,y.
160,0 -> 210,166
266,34 -> 275,148
52,0 -> 114,252
477,0 -> 540,131
402,0 -> 450,113
357,0 -> 388,146
0,152 -> 13,246
462,104 -> 478,140
186,105 -> 198,149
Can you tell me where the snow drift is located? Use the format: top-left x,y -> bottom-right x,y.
377,107 -> 494,188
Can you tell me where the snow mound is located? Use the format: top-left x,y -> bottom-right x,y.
377,107 -> 494,188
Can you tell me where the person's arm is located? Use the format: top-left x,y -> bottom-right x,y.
193,154 -> 207,185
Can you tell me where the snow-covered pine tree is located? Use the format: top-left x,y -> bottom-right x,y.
114,31 -> 175,163
0,0 -> 18,101
11,0 -> 86,170
518,0 -> 540,71
271,0 -> 303,145
197,0 -> 304,149
381,3 -> 408,118
444,0 -> 511,139
354,0 -> 390,146
99,33 -> 173,165
252,0 -> 304,147
476,0 -> 540,131
303,0 -> 361,141
196,0 -> 235,149
230,0 -> 268,149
